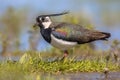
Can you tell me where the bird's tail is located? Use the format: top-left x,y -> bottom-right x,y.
92,31 -> 111,41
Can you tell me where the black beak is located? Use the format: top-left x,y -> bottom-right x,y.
38,11 -> 69,17
33,22 -> 38,27
33,22 -> 39,30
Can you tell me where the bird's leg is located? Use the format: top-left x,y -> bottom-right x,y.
63,50 -> 68,58
60,50 -> 68,61
53,50 -> 69,62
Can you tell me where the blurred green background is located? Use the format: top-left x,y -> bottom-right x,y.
0,0 -> 120,57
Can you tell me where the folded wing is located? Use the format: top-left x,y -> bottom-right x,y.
51,23 -> 111,44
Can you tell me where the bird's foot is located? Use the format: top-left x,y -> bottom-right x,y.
52,50 -> 69,62
59,52 -> 68,61
59,56 -> 66,61
52,56 -> 67,62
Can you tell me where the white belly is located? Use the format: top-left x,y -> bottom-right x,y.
50,34 -> 77,50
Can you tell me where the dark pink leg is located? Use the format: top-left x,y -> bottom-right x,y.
63,50 -> 68,58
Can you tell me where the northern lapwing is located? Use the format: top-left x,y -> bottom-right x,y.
33,12 -> 111,59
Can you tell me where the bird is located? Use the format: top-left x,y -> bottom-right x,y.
33,12 -> 111,59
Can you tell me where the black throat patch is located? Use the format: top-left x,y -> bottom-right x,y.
40,28 -> 52,43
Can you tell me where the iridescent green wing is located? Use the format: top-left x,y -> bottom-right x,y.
51,23 -> 92,43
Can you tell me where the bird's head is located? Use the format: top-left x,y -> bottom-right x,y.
33,11 -> 68,29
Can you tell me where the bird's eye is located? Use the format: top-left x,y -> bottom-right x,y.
41,17 -> 45,21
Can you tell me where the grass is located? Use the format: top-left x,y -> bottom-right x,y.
1,52 -> 120,73
0,51 -> 120,80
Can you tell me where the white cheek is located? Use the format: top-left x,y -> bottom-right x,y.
42,22 -> 52,29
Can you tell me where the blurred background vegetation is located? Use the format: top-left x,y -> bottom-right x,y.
0,0 -> 120,58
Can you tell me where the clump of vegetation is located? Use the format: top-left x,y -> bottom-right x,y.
0,51 -> 120,80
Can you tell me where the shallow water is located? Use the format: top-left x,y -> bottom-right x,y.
41,72 -> 120,80
0,56 -> 20,61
